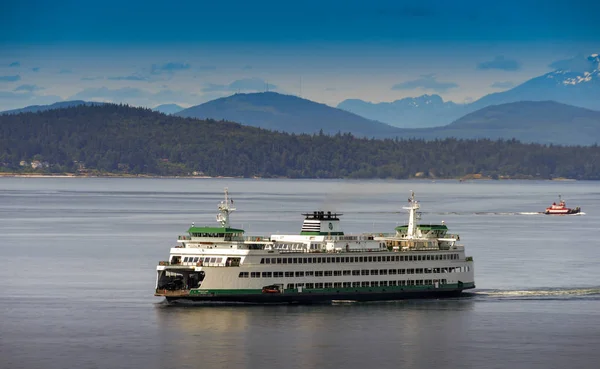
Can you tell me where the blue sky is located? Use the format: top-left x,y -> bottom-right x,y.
1,0 -> 599,110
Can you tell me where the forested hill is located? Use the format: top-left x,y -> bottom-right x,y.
1,104 -> 599,179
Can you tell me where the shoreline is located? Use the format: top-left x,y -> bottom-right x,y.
0,172 -> 580,181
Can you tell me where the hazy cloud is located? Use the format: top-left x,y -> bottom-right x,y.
151,62 -> 191,74
490,81 -> 515,89
391,74 -> 458,93
477,56 -> 520,71
59,69 -> 73,74
0,75 -> 21,82
9,61 -> 20,67
70,87 -> 149,100
107,75 -> 147,81
32,67 -> 40,72
202,77 -> 277,92
14,84 -> 44,92
81,76 -> 104,81
69,86 -> 197,106
0,91 -> 62,111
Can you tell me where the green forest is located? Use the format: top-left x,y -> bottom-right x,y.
1,104 -> 599,179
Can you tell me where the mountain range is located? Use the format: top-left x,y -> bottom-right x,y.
152,104 -> 185,115
406,101 -> 600,145
175,91 -> 403,138
338,53 -> 600,128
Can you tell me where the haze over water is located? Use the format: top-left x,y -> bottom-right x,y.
1,178 -> 599,369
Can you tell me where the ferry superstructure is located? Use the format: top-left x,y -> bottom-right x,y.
155,189 -> 475,303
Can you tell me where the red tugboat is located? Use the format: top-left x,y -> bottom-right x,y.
545,195 -> 581,215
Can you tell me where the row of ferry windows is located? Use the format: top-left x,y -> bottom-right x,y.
260,254 -> 459,265
239,266 -> 470,278
284,280 -> 448,289
181,256 -> 222,263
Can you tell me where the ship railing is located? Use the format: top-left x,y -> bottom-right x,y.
178,235 -> 191,240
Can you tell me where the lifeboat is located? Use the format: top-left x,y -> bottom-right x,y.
544,195 -> 581,215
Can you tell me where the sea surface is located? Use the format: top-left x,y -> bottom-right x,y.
1,177 -> 599,369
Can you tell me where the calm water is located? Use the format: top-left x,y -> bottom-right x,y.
1,178 -> 599,369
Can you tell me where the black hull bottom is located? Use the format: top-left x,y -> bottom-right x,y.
165,289 -> 466,304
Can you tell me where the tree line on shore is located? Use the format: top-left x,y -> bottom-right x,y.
1,104 -> 599,179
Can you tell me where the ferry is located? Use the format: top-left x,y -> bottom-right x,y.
155,189 -> 475,303
544,195 -> 581,215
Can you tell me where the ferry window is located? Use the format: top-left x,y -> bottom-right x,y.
352,270 -> 360,276
269,258 -> 275,264
380,269 -> 388,275
386,256 -> 391,261
361,270 -> 369,275
276,258 -> 282,264
295,271 -> 304,277
352,282 -> 360,287
312,258 -> 317,263
389,269 -> 397,275
262,272 -> 272,277
298,258 -> 303,264
343,270 -> 351,276
324,283 -> 332,288
293,258 -> 298,263
265,258 -> 271,264
334,257 -> 340,263
316,283 -> 324,288
389,280 -> 397,286
370,269 -> 379,275
400,280 -> 407,286
296,283 -> 304,288
327,257 -> 333,263
285,272 -> 294,277
306,258 -> 311,264
282,258 -> 288,264
193,257 -> 199,262
380,281 -> 388,286
324,271 -> 333,277
343,282 -> 351,287
183,257 -> 189,262
251,272 -> 260,278
361,282 -> 369,287
377,256 -> 382,262
368,257 -> 373,262
273,272 -> 283,277
334,282 -> 342,288
287,284 -> 295,289
359,257 -> 364,262
305,271 -> 314,276
370,281 -> 379,287
238,272 -> 249,278
306,283 -> 314,289
334,271 -> 342,276
260,258 -> 265,264
315,271 -> 324,277
345,257 -> 349,263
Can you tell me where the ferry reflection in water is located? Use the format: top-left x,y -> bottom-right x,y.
154,299 -> 475,369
